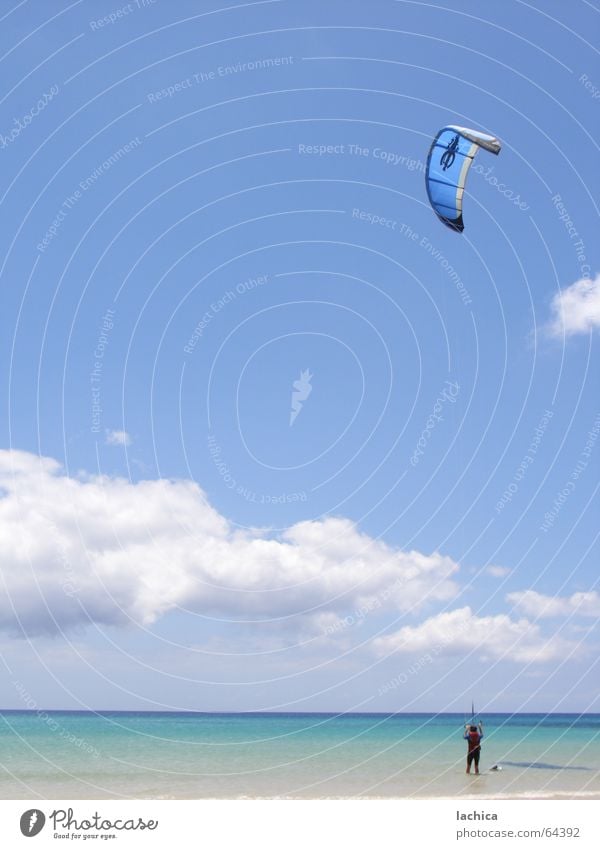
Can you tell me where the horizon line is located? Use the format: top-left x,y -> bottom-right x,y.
1,708 -> 598,716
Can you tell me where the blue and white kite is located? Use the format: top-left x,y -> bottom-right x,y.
425,125 -> 501,232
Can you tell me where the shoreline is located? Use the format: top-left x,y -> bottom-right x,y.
2,792 -> 599,801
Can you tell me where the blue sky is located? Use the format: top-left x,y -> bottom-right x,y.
0,0 -> 598,712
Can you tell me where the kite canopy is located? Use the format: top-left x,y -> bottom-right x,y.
425,125 -> 501,232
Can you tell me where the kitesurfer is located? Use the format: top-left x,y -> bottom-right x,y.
464,722 -> 484,774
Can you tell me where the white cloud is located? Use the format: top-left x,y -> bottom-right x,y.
0,449 -> 459,637
487,565 -> 511,579
105,430 -> 132,447
372,606 -> 574,663
549,273 -> 600,337
507,590 -> 600,619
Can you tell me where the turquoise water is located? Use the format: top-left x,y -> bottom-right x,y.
1,712 -> 599,799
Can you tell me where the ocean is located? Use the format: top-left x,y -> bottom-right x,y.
1,712 -> 598,799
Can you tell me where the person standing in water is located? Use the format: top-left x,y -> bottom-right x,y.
464,722 -> 484,774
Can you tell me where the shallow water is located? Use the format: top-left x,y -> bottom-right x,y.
1,711 -> 598,799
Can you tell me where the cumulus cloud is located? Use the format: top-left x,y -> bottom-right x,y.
105,430 -> 132,447
0,449 -> 459,638
486,565 -> 511,579
507,590 -> 600,619
372,606 -> 574,663
549,273 -> 600,337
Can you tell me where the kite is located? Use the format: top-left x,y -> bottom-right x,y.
425,125 -> 501,232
